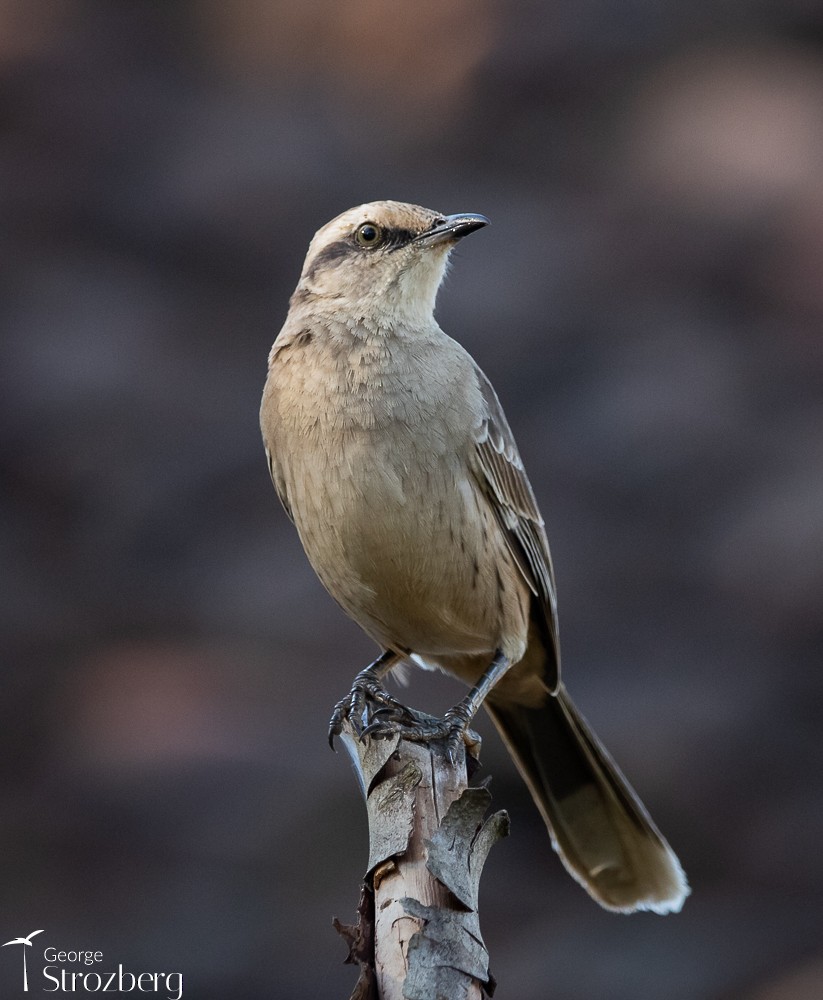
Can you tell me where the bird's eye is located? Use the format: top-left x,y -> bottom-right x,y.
354,222 -> 383,248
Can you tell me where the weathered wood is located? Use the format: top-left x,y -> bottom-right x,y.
336,714 -> 508,999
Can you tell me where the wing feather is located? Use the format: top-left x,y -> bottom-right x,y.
472,370 -> 560,682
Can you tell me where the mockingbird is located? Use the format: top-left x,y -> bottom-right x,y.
260,200 -> 689,914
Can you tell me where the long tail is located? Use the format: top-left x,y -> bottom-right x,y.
485,684 -> 689,914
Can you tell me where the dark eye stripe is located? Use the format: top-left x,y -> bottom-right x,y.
352,226 -> 417,251
383,227 -> 417,250
303,240 -> 352,280
304,225 -> 426,280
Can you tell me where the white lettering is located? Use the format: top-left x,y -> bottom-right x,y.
43,966 -> 61,991
38,957 -> 182,997
42,949 -> 103,966
166,972 -> 183,1000
118,966 -> 136,991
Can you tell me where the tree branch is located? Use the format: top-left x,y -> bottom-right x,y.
334,714 -> 509,999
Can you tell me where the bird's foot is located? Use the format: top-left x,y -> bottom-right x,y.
328,666 -> 414,749
361,696 -> 481,765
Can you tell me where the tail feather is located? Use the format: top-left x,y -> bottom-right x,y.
485,685 -> 689,914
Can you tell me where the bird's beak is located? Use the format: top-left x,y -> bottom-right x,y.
414,213 -> 490,247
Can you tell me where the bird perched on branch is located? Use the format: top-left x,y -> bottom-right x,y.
260,200 -> 689,914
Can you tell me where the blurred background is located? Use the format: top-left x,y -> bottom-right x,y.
1,1 -> 822,997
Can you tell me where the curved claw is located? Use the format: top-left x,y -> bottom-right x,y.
359,721 -> 386,742
369,706 -> 402,720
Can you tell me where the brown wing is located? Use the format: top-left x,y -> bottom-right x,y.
472,370 -> 560,686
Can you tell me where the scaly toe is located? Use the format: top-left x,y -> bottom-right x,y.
328,669 -> 413,749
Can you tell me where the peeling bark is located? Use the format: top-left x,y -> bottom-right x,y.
335,713 -> 508,999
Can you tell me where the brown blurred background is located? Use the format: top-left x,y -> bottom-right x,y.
2,1 -> 822,997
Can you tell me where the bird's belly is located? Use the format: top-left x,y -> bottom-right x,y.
291,436 -> 507,656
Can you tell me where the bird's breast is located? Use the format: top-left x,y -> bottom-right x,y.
262,330 -> 514,654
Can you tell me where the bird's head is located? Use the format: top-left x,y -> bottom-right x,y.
292,200 -> 489,327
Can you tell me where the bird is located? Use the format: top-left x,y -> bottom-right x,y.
260,200 -> 689,914
2,930 -> 45,946
3,929 -> 44,992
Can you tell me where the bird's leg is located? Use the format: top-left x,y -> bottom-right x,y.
362,650 -> 511,763
328,650 -> 412,748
